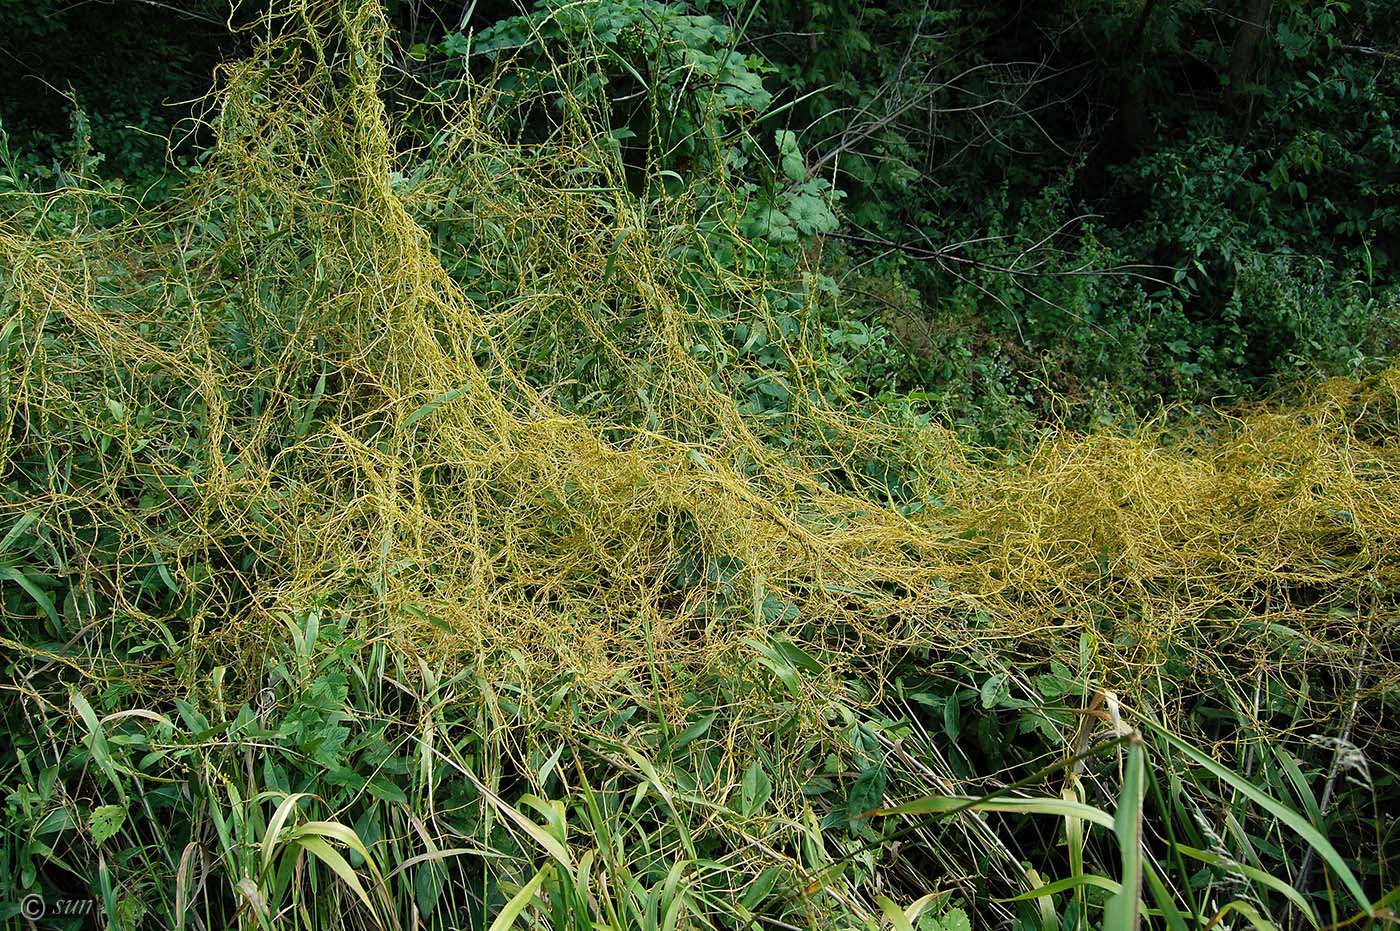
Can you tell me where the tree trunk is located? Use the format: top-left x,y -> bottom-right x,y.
1110,0 -> 1159,161
1225,0 -> 1275,137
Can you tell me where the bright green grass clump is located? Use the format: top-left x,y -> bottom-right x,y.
1,2 -> 1396,929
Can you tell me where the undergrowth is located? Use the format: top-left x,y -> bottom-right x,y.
1,2 -> 1396,930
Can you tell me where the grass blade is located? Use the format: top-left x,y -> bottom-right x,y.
487,867 -> 549,931
1104,736 -> 1145,931
1142,721 -> 1373,915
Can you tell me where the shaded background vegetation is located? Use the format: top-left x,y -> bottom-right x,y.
5,0 -> 1397,439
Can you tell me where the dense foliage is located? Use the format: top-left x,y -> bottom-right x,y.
0,2 -> 1396,931
385,0 -> 1400,439
713,0 -> 1400,434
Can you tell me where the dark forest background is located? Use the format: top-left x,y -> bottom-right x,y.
5,0 -> 1397,439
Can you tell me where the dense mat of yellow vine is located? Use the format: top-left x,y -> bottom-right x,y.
2,0 -> 1396,716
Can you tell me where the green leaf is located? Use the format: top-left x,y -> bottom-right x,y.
740,760 -> 773,816
671,712 -> 716,749
1001,874 -> 1123,901
1142,860 -> 1191,931
877,794 -> 1117,829
602,227 -> 634,286
1142,721 -> 1373,914
403,384 -> 471,429
745,638 -> 802,696
0,566 -> 60,628
261,792 -> 315,874
739,865 -> 783,914
365,775 -> 408,805
487,866 -> 548,931
1208,900 -> 1283,931
878,895 -> 916,931
0,512 -> 38,554
776,129 -> 806,182
71,691 -> 126,804
466,772 -> 573,871
848,764 -> 887,821
783,189 -> 837,235
760,593 -> 799,623
980,673 -> 1010,709
1176,845 -> 1317,926
1104,737 -> 1145,931
938,907 -> 971,931
415,860 -> 443,917
88,804 -> 126,847
292,834 -> 376,916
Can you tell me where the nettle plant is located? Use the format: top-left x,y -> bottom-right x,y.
434,0 -> 839,263
404,0 -> 847,444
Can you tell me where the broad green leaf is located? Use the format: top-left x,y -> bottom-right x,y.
487,867 -> 548,931
776,129 -> 806,182
981,673 -> 1011,709
88,804 -> 126,847
0,566 -> 60,627
848,764 -> 887,821
292,834 -> 376,917
739,865 -> 783,914
671,712 -> 716,749
744,638 -> 801,696
937,907 -> 971,931
740,760 -> 773,816
354,772 -> 405,806
878,895 -> 916,931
